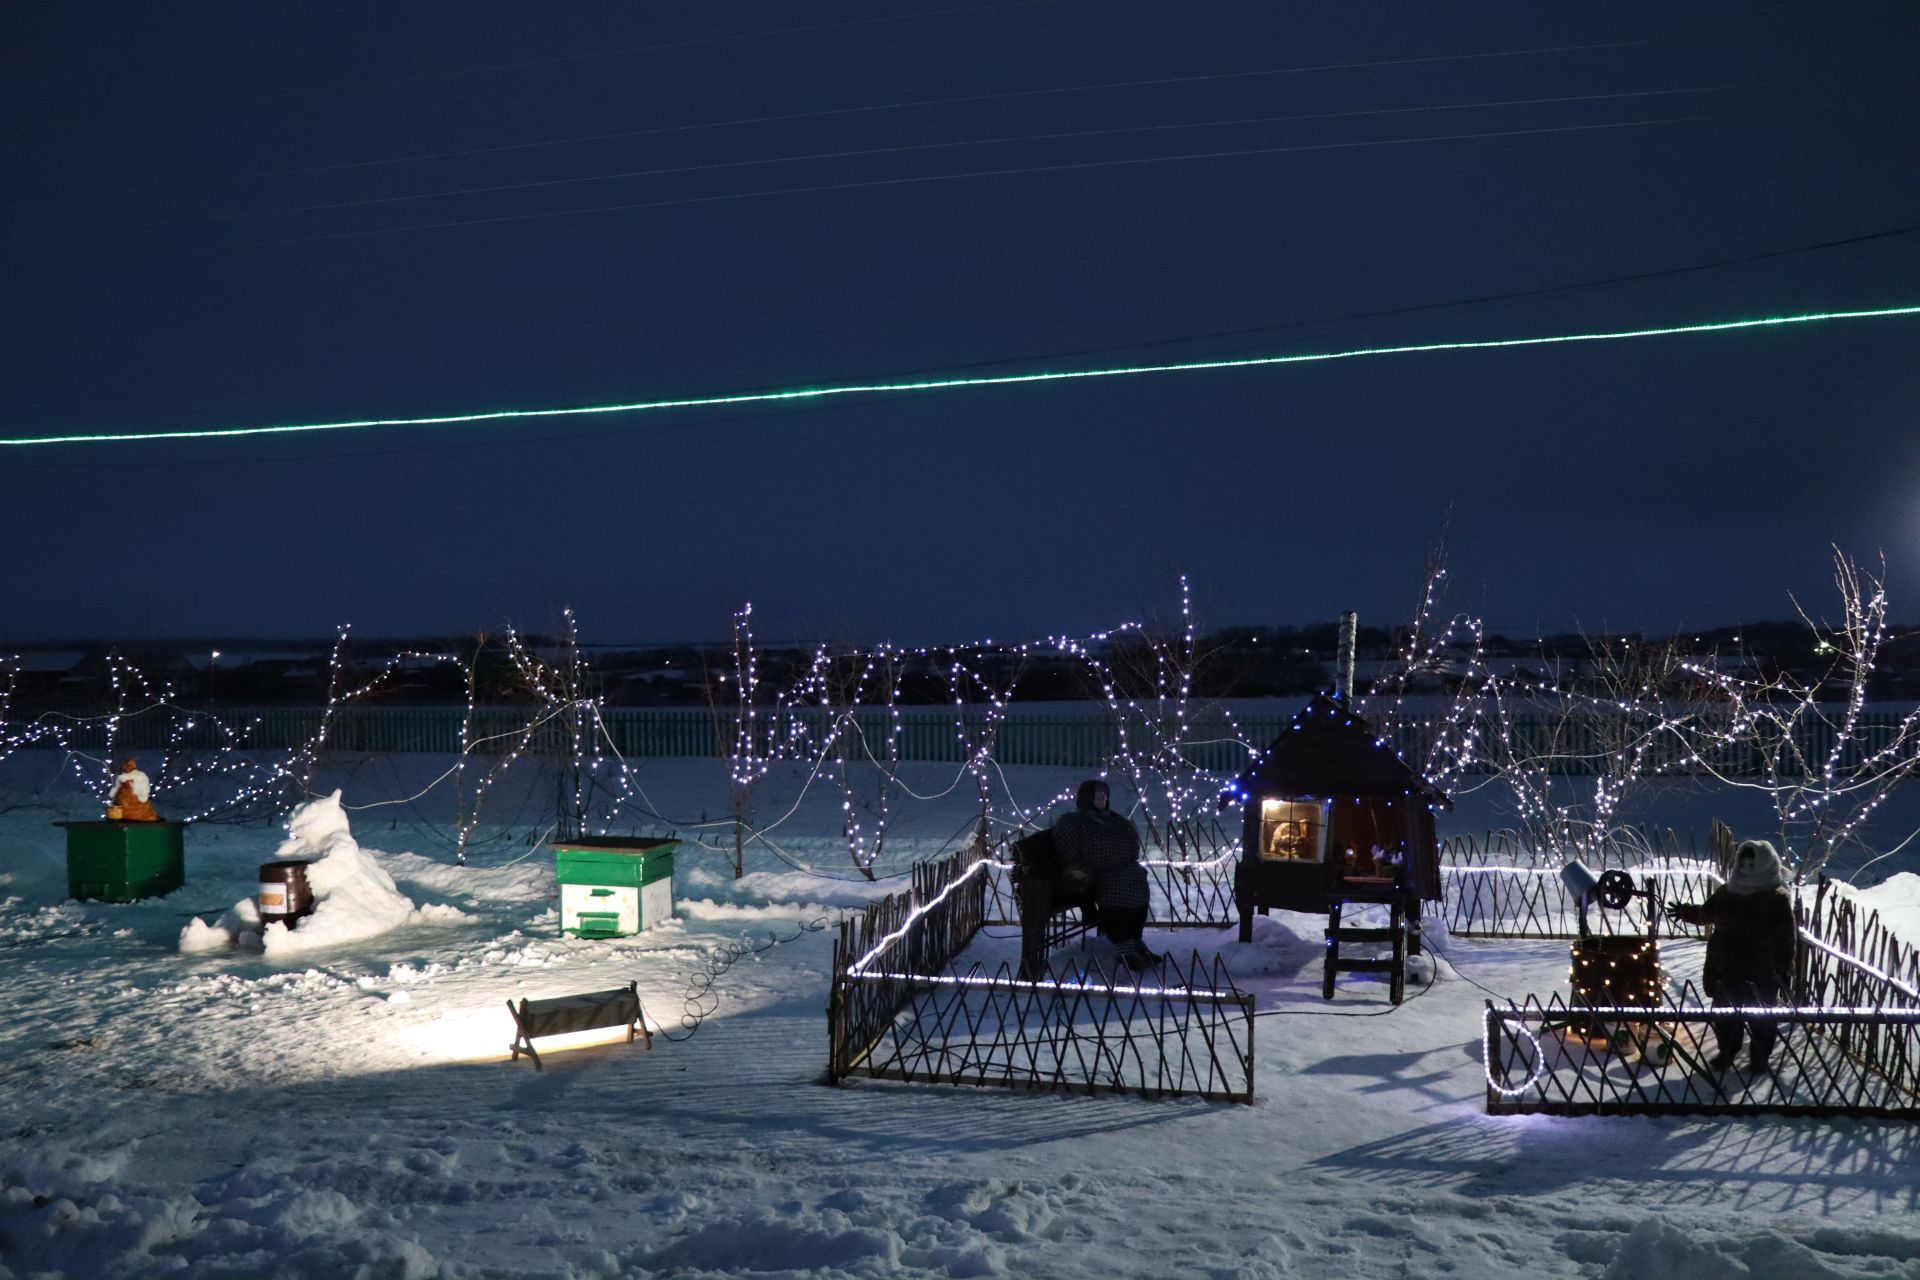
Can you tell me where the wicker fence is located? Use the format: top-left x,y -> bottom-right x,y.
826,844 -> 1255,1103
1481,857 -> 1920,1117
978,845 -> 1241,930
1439,830 -> 1721,941
1483,988 -> 1920,1117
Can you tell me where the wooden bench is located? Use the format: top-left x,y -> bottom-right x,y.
1009,830 -> 1100,980
508,980 -> 652,1069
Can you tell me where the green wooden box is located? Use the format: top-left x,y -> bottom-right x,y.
551,837 -> 676,938
57,821 -> 187,903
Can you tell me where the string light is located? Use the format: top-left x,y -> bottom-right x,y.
4,303 -> 1915,448
1481,1008 -> 1545,1099
850,968 -> 1239,1000
1446,865 -> 1715,879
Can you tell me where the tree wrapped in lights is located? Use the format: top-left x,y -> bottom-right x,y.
1360,542 -> 1491,799
24,651 -> 303,823
500,610 -> 608,843
442,627 -> 566,864
1678,551 -> 1920,880
821,641 -> 907,880
0,656 -> 33,801
704,604 -> 770,880
943,644 -> 1027,841
1477,631 -> 1705,869
0,654 -> 87,814
1058,577 -> 1243,859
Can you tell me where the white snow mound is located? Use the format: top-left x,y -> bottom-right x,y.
177,790 -> 466,956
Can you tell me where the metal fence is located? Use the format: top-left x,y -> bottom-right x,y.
45,703 -> 1920,776
827,844 -> 1255,1103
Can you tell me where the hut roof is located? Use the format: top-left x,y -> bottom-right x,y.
1220,693 -> 1453,810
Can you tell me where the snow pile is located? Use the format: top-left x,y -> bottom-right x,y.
5,757 -> 1919,1278
1856,871 -> 1920,934
177,791 -> 467,956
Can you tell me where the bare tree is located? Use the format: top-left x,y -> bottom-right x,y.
704,604 -> 766,880
1062,576 -> 1232,857
1361,540 -> 1490,799
1476,630 -> 1706,866
943,643 -> 1027,842
1678,550 -> 1920,880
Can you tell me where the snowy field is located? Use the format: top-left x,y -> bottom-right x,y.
3,753 -> 1919,1279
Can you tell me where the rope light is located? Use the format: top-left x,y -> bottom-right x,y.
5,302 -> 1915,448
1482,1008 -> 1546,1098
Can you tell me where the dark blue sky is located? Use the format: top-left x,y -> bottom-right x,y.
3,3 -> 1917,646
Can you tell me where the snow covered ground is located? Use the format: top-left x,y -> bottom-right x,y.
3,753 -> 1918,1279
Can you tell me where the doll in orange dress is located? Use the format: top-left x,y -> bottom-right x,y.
107,758 -> 160,822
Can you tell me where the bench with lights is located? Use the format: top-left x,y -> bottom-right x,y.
507,980 -> 652,1070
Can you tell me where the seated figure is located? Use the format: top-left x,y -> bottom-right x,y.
1053,779 -> 1161,970
108,758 -> 160,823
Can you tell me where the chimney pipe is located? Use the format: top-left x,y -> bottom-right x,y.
1335,611 -> 1358,703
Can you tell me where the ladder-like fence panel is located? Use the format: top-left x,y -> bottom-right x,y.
827,847 -> 989,1083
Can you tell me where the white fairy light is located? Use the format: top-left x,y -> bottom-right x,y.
1481,1009 -> 1545,1099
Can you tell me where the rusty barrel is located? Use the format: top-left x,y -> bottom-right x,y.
258,860 -> 315,928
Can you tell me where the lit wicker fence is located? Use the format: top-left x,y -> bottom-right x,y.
1440,830 -> 1720,941
1484,878 -> 1920,1117
827,844 -> 1255,1103
978,842 -> 1240,930
1484,988 -> 1920,1118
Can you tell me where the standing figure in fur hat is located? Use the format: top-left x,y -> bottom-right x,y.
1669,839 -> 1796,1073
107,758 -> 160,823
1053,779 -> 1160,970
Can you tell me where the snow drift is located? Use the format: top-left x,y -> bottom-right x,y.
178,790 -> 466,956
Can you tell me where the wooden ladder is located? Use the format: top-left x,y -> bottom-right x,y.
1323,884 -> 1415,1005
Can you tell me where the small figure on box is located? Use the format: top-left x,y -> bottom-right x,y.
1373,842 -> 1405,884
107,758 -> 160,823
1668,839 -> 1795,1074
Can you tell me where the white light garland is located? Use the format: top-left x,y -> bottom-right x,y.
1481,1008 -> 1545,1099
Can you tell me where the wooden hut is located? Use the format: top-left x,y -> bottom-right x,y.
1222,693 -> 1453,1001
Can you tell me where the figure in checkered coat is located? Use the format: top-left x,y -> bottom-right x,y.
1053,779 -> 1161,970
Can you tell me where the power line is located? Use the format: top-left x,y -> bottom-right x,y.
0,384 -> 894,470
16,221 -> 1912,469
6,302 -> 1915,449
176,1 -> 1068,111
129,85 -> 1751,233
146,36 -> 1689,189
238,112 -> 1755,249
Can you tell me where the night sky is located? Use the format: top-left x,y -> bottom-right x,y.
3,3 -> 1917,647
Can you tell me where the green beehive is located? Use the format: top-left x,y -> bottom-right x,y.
57,821 -> 187,903
551,836 -> 676,938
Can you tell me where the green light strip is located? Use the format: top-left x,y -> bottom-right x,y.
6,303 -> 1917,447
